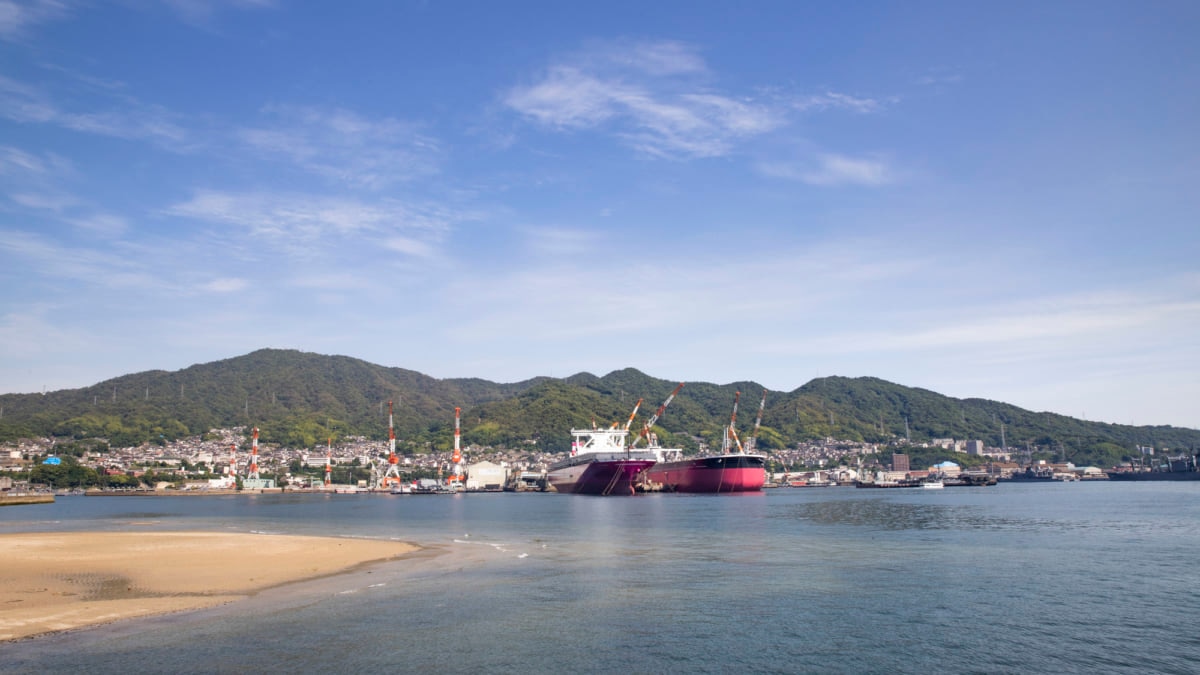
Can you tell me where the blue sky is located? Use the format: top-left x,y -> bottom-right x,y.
2,1 -> 1197,428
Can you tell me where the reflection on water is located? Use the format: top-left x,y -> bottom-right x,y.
781,499 -> 1028,531
4,485 -> 1200,675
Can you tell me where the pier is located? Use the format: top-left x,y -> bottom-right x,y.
0,493 -> 55,507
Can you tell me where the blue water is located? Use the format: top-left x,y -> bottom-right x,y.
3,483 -> 1199,674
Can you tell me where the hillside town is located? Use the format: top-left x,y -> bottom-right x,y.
2,425 -> 1115,494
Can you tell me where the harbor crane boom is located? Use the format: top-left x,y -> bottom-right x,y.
746,389 -> 767,454
722,391 -> 741,454
634,382 -> 685,447
622,398 -> 644,432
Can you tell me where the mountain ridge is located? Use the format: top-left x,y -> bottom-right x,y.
1,349 -> 1196,467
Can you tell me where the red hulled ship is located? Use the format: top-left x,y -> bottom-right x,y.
642,389 -> 767,493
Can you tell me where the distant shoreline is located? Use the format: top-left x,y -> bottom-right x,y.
0,494 -> 55,506
0,531 -> 419,642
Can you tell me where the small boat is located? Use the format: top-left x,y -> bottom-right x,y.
920,479 -> 944,490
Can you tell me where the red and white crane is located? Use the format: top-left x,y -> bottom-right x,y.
324,437 -> 332,488
745,389 -> 767,454
632,382 -> 684,448
246,427 -> 260,480
382,400 -> 402,487
623,398 -> 644,431
448,407 -> 464,487
723,392 -> 745,455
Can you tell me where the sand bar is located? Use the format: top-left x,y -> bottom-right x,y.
0,531 -> 417,641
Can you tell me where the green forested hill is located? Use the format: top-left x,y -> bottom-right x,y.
1,349 -> 1196,466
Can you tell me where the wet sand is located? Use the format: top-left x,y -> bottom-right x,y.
0,531 -> 418,641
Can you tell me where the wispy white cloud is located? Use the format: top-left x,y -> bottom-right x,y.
0,145 -> 72,176
915,71 -> 963,87
289,273 -> 370,291
0,74 -> 190,147
0,229 -> 167,292
7,190 -> 76,211
595,39 -> 707,76
766,282 -> 1200,363
505,40 -> 782,159
451,236 -> 928,344
65,213 -> 128,236
0,305 -> 88,362
200,277 -> 248,293
793,91 -> 883,114
238,105 -> 440,188
165,190 -> 452,259
382,236 -> 435,258
759,153 -> 893,186
520,226 -> 602,256
0,0 -> 69,42
160,0 -> 274,26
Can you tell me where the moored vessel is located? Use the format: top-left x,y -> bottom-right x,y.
545,426 -> 657,495
642,389 -> 767,493
1107,452 -> 1200,481
643,450 -> 767,493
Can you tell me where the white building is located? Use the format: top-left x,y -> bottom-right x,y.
966,440 -> 985,455
465,461 -> 507,491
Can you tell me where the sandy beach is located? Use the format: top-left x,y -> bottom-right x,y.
0,531 -> 418,642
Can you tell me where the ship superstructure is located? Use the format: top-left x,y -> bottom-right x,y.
546,399 -> 656,495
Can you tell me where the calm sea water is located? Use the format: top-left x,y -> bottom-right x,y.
2,483 -> 1198,674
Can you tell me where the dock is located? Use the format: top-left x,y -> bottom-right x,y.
0,493 -> 55,507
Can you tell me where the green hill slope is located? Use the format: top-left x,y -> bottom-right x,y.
1,350 -> 1195,467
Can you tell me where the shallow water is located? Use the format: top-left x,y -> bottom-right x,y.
3,483 -> 1198,674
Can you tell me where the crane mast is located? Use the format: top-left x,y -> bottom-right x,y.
623,398 -> 644,432
448,407 -> 464,487
746,389 -> 767,454
381,399 -> 403,488
324,437 -> 332,487
722,392 -> 741,454
247,427 -> 260,480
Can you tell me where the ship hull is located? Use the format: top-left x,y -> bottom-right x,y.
643,454 -> 766,493
1106,471 -> 1200,481
547,456 -> 656,495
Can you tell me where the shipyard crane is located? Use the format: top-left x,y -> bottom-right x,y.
246,427 -> 261,480
745,389 -> 767,454
632,382 -> 685,448
382,400 -> 403,488
722,392 -> 745,454
624,398 -> 644,431
324,437 -> 332,488
608,398 -> 644,430
448,407 -> 464,488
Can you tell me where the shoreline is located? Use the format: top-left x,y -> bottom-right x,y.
0,531 -> 419,642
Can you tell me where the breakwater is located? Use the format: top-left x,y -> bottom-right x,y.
0,493 -> 54,506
